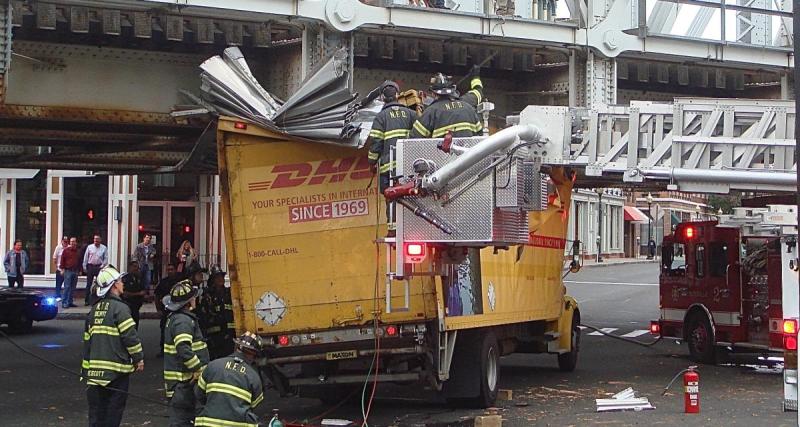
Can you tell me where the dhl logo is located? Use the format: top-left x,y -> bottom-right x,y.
248,156 -> 372,192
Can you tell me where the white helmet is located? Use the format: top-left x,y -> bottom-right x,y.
96,265 -> 127,298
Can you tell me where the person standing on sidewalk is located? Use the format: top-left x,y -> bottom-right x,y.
60,237 -> 81,308
83,235 -> 109,306
82,265 -> 145,427
134,235 -> 156,290
163,280 -> 209,426
121,261 -> 146,328
4,240 -> 29,288
52,236 -> 68,300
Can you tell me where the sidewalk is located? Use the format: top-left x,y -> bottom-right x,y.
579,256 -> 657,269
57,291 -> 161,320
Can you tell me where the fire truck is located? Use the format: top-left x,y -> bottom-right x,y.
651,202 -> 799,411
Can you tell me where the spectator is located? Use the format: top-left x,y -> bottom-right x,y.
59,237 -> 80,308
122,261 -> 146,328
83,235 -> 109,306
175,240 -> 197,273
155,264 -> 178,357
4,239 -> 29,288
133,235 -> 156,290
52,236 -> 68,300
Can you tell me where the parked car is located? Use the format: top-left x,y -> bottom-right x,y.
0,288 -> 58,332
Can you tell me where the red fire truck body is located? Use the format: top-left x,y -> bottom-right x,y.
656,220 -> 785,363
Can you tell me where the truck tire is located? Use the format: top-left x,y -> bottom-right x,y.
444,330 -> 499,408
557,313 -> 580,372
686,313 -> 716,364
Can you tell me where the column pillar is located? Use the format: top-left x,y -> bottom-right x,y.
0,179 -> 13,276
45,175 -> 63,275
199,175 -> 225,269
108,175 -> 137,269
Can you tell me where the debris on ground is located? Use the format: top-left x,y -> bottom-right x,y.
595,387 -> 655,412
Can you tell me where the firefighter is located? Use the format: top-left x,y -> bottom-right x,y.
367,80 -> 416,235
81,265 -> 144,427
163,279 -> 210,427
200,266 -> 235,359
410,66 -> 484,139
194,331 -> 265,427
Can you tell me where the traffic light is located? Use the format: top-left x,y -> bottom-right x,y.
86,209 -> 95,221
183,225 -> 191,233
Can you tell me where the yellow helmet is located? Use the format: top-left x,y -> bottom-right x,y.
96,265 -> 127,297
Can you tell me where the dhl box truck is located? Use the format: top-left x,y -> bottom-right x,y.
217,116 -> 580,407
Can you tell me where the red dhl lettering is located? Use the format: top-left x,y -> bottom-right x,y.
251,156 -> 372,191
527,234 -> 566,249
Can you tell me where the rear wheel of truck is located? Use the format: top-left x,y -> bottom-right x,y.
444,330 -> 499,408
687,313 -> 716,364
557,313 -> 580,372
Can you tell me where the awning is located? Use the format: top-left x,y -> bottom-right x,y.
624,206 -> 649,223
0,169 -> 40,179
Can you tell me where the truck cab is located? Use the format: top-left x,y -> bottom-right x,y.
657,221 -> 784,362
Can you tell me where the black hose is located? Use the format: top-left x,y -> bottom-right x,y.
0,328 -> 170,409
580,323 -> 663,348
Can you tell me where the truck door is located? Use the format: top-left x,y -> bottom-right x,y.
705,231 -> 742,342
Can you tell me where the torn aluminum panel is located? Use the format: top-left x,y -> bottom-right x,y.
186,47 -> 376,147
595,388 -> 655,412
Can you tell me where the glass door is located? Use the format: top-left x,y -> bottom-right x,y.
138,202 -> 198,282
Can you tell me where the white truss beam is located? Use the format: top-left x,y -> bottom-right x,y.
648,2 -> 681,33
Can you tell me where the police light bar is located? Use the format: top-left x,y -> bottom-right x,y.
404,243 -> 426,264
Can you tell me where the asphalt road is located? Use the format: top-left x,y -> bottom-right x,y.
0,262 -> 796,426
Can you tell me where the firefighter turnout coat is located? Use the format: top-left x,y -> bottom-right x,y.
194,351 -> 264,427
410,77 -> 484,139
368,102 -> 416,174
163,309 -> 210,397
81,294 -> 144,386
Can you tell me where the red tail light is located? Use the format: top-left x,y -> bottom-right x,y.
783,319 -> 798,350
385,325 -> 398,336
649,321 -> 660,335
404,243 -> 426,264
278,335 -> 289,346
234,121 -> 248,130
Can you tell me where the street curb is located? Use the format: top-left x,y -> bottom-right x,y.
580,260 -> 656,269
56,311 -> 161,320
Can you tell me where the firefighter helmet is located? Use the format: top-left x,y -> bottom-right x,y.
96,265 -> 127,298
430,73 -> 455,96
163,279 -> 201,311
380,80 -> 400,101
234,331 -> 265,356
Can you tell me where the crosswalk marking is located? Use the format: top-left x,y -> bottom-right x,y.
620,330 -> 650,338
587,328 -> 617,336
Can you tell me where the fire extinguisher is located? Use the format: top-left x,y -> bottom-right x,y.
683,366 -> 700,413
662,365 -> 700,414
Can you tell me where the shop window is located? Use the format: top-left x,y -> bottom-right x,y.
138,174 -> 198,201
63,177 -> 109,246
15,172 -> 47,274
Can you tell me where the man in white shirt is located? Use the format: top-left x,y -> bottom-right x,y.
83,235 -> 109,306
52,236 -> 68,301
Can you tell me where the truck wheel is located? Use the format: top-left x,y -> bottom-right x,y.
687,313 -> 716,364
557,313 -> 580,372
445,330 -> 500,408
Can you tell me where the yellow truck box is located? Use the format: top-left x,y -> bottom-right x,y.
217,117 -> 580,407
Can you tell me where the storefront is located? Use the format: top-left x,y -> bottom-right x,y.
0,171 -> 224,289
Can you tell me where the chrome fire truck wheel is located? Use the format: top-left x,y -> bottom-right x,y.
687,314 -> 716,364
